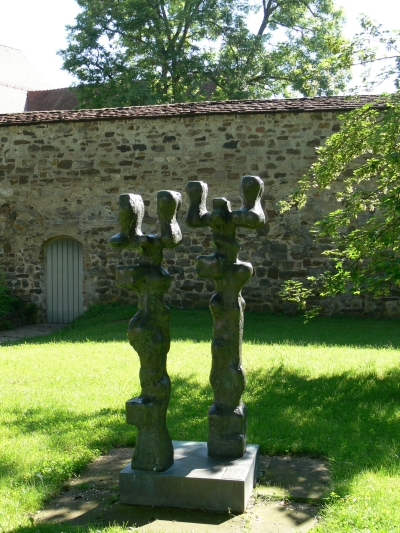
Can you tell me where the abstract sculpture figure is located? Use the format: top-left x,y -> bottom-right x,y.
109,190 -> 182,471
186,176 -> 265,458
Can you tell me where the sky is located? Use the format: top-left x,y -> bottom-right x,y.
0,0 -> 399,92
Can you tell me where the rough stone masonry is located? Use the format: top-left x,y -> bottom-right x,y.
0,96 -> 398,321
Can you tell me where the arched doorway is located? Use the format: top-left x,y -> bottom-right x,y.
46,237 -> 83,323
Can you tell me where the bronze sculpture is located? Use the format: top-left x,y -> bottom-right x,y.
110,190 -> 182,471
186,176 -> 265,458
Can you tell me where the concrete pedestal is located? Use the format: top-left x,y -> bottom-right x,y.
119,440 -> 259,513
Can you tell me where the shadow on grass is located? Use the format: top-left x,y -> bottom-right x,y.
245,366 -> 400,487
169,369 -> 400,482
9,527 -> 89,533
14,307 -> 400,349
243,312 -> 400,349
2,406 -> 134,486
5,365 -> 398,471
4,365 -> 400,532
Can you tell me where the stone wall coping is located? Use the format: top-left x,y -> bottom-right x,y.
0,95 -> 386,127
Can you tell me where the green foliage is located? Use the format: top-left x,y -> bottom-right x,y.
0,272 -> 38,330
279,92 -> 400,317
74,301 -> 137,320
0,272 -> 20,317
59,0 -> 367,108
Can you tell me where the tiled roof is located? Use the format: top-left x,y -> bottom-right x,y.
0,95 -> 386,127
24,88 -> 79,112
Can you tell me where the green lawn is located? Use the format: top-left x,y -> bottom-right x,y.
0,304 -> 399,533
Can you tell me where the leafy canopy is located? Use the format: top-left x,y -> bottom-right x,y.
279,24 -> 400,317
279,90 -> 400,317
60,0 -> 357,108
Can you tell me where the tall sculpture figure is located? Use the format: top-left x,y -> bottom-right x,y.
186,176 -> 265,458
109,190 -> 182,472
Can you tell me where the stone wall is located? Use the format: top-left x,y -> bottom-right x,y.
1,97 -> 398,320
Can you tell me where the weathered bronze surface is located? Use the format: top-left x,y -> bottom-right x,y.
109,191 -> 182,471
186,176 -> 265,458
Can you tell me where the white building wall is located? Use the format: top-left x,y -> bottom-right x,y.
0,85 -> 27,114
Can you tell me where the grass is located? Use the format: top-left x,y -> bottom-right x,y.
0,304 -> 399,532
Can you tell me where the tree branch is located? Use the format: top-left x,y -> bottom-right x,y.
257,0 -> 279,36
352,55 -> 400,66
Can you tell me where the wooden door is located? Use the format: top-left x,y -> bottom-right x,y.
46,238 -> 83,323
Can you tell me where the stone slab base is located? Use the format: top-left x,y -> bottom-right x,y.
119,440 -> 259,513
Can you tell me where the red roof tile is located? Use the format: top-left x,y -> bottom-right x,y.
0,95 -> 387,127
24,88 -> 79,112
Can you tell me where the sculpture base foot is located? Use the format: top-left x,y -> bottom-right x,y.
120,440 -> 259,513
126,398 -> 173,472
130,433 -> 174,472
208,403 -> 247,458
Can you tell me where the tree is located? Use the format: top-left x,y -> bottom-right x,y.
60,0 -> 359,108
279,90 -> 400,317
